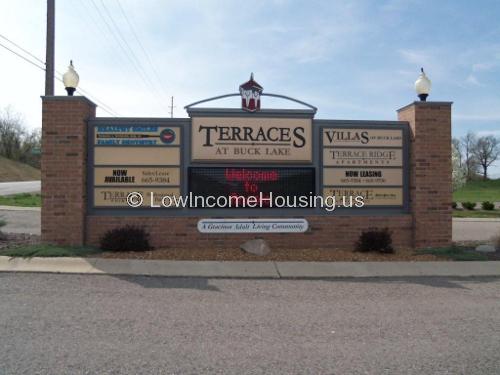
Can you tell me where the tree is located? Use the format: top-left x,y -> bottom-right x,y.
0,107 -> 41,168
18,128 -> 41,168
452,140 -> 466,191
460,132 -> 479,180
472,135 -> 500,180
0,107 -> 24,160
452,137 -> 463,167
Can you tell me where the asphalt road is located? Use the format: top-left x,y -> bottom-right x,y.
0,273 -> 499,374
453,218 -> 500,242
0,180 -> 40,195
0,207 -> 40,234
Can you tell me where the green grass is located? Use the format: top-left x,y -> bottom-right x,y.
416,245 -> 489,261
453,209 -> 500,218
453,179 -> 500,202
0,193 -> 41,207
0,244 -> 101,258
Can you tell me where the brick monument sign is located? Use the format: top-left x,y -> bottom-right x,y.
41,76 -> 452,251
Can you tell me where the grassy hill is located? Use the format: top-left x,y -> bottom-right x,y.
0,156 -> 40,182
453,179 -> 500,202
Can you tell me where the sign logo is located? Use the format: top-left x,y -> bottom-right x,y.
239,73 -> 263,112
160,128 -> 176,144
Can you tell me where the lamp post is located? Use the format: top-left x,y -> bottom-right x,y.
415,67 -> 431,101
62,60 -> 79,96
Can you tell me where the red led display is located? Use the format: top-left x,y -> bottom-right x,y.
189,167 -> 315,208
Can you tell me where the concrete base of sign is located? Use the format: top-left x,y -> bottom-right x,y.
86,215 -> 415,250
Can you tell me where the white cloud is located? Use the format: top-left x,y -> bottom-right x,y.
465,74 -> 482,86
454,113 -> 500,121
397,48 -> 449,81
472,62 -> 496,72
398,49 -> 430,66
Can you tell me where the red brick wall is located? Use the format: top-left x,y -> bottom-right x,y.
398,102 -> 452,248
41,97 -> 95,245
41,97 -> 451,251
86,215 -> 413,249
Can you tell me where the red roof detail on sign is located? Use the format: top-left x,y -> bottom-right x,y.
239,73 -> 263,112
239,73 -> 263,91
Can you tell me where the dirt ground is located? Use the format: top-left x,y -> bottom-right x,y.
97,246 -> 442,262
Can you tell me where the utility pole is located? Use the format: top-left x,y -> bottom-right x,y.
169,96 -> 175,118
45,0 -> 55,96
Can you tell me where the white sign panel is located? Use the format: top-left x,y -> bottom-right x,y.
197,218 -> 309,233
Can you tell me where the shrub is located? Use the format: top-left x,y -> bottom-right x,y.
481,201 -> 495,211
99,225 -> 152,252
355,228 -> 394,254
461,201 -> 476,210
0,219 -> 7,241
452,202 -> 457,209
495,234 -> 500,251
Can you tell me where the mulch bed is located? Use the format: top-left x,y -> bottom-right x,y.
2,234 -> 498,261
96,247 -> 442,262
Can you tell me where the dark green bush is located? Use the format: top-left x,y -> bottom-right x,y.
355,228 -> 394,254
0,219 -> 7,241
452,202 -> 457,209
481,201 -> 495,210
99,225 -> 152,252
461,201 -> 476,210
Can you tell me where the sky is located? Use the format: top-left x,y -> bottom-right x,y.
1,0 -> 500,176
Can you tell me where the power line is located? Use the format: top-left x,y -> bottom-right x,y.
0,37 -> 120,116
69,1 -> 139,116
98,0 -> 166,102
114,0 -> 171,102
0,34 -> 45,65
56,72 -> 120,116
54,76 -> 118,116
88,0 -> 148,83
71,0 -> 126,72
88,0 -> 169,113
0,41 -> 46,71
74,0 -> 152,114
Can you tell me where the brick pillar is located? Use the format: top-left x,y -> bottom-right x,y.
41,96 -> 96,245
398,101 -> 453,249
